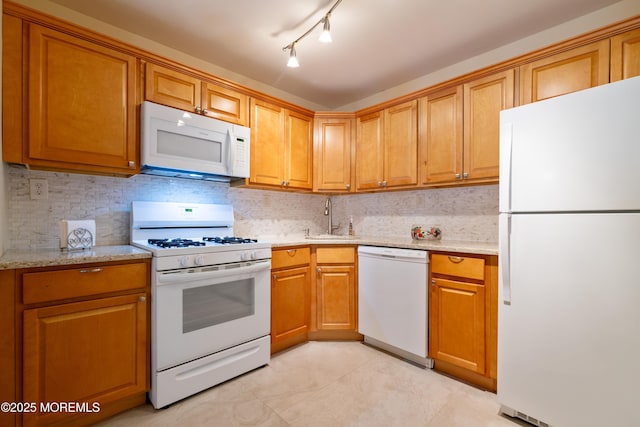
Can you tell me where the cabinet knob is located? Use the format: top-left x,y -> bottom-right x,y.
455,173 -> 461,179
195,106 -> 202,114
377,181 -> 382,187
203,109 -> 209,115
317,267 -> 322,273
128,161 -> 135,168
382,181 -> 388,187
463,172 -> 469,179
138,296 -> 146,302
346,183 -> 351,189
431,279 -> 436,286
281,181 -> 286,186
273,274 -> 277,280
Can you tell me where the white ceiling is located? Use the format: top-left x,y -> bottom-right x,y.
49,0 -> 622,109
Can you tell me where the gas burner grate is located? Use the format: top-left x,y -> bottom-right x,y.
203,236 -> 258,244
148,238 -> 206,248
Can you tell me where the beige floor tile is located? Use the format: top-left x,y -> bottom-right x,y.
96,341 -> 518,427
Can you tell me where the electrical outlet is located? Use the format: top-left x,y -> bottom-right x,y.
29,178 -> 48,200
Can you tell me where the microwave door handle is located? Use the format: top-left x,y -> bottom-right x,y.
226,129 -> 235,175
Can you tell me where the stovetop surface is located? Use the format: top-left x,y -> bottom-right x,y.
131,237 -> 270,256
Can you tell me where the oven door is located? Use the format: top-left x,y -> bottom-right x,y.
154,259 -> 271,371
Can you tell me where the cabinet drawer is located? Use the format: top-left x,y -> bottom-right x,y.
272,247 -> 311,269
316,247 -> 355,264
431,254 -> 484,280
22,262 -> 149,305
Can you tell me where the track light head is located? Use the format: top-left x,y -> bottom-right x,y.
287,44 -> 299,68
319,15 -> 332,43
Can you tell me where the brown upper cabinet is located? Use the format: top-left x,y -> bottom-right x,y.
356,100 -> 418,191
611,28 -> 640,81
313,114 -> 355,193
144,62 -> 248,126
520,40 -> 610,104
3,19 -> 139,176
249,98 -> 313,190
420,69 -> 514,186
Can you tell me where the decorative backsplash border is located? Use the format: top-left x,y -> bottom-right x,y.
6,166 -> 498,250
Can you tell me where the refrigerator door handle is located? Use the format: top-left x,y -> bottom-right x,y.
499,122 -> 513,212
500,214 -> 512,305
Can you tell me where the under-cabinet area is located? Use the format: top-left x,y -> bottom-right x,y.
0,258 -> 150,427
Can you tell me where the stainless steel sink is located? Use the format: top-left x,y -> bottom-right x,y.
305,234 -> 358,240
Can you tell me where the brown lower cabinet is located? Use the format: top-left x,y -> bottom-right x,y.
429,252 -> 498,391
270,247 -> 312,354
271,245 -> 361,353
1,260 -> 150,427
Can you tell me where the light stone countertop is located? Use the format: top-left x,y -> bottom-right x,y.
0,245 -> 152,270
0,237 -> 497,271
266,235 -> 498,256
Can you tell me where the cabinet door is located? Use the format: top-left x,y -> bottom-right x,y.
356,112 -> 384,190
271,266 -> 311,343
520,40 -> 610,104
429,278 -> 485,374
145,62 -> 201,112
384,100 -> 418,188
314,116 -> 354,192
202,82 -> 248,126
28,25 -> 138,174
250,99 -> 285,186
285,110 -> 313,190
22,293 -> 148,426
463,69 -> 514,181
420,87 -> 463,184
316,265 -> 356,330
611,28 -> 640,81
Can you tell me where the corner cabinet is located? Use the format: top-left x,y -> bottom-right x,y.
270,247 -> 311,354
144,62 -> 248,126
3,19 -> 139,176
248,99 -> 313,191
10,259 -> 150,427
429,252 -> 498,391
313,113 -> 355,193
356,100 -> 418,191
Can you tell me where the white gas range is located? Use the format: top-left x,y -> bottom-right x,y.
130,201 -> 272,408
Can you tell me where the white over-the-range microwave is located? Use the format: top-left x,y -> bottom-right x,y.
140,101 -> 250,182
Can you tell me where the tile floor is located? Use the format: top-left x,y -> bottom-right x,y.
97,341 -> 521,427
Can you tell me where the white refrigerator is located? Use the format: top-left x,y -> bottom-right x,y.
498,76 -> 640,427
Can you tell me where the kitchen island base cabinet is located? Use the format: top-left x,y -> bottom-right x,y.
429,253 -> 497,391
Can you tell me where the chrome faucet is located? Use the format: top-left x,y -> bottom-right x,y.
324,197 -> 340,235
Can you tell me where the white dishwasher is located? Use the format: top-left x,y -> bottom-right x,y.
358,246 -> 433,367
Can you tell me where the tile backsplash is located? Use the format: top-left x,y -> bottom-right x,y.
6,166 -> 498,250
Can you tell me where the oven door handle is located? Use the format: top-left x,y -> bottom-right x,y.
156,260 -> 271,285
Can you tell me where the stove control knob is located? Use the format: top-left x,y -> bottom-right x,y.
179,256 -> 190,268
194,255 -> 204,266
250,251 -> 257,260
240,252 -> 248,261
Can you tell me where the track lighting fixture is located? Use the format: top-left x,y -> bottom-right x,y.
287,43 -> 299,68
283,0 -> 342,68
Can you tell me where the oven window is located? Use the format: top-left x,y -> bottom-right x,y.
183,278 -> 255,333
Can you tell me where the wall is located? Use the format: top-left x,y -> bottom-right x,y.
6,166 -> 497,250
